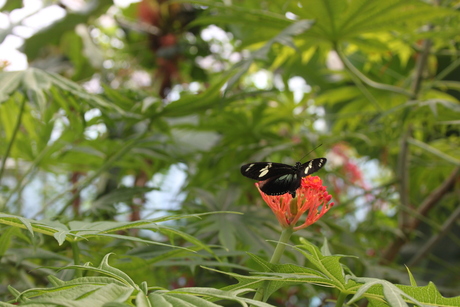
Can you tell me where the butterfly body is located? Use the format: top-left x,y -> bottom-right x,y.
240,158 -> 327,197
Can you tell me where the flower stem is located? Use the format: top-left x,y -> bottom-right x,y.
252,227 -> 294,303
269,227 -> 294,264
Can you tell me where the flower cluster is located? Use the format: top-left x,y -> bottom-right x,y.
256,176 -> 334,231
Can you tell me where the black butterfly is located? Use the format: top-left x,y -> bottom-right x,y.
240,158 -> 327,197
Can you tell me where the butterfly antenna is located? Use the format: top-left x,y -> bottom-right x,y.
299,144 -> 323,162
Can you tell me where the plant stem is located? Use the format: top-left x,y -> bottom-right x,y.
71,241 -> 82,278
335,292 -> 347,307
252,227 -> 294,303
397,126 -> 411,234
410,38 -> 431,99
268,227 -> 294,264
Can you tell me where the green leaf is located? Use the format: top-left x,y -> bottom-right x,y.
15,283 -> 133,306
0,214 -> 37,237
48,276 -> 128,289
288,0 -> 455,41
405,266 -> 417,287
135,290 -> 153,307
347,276 -> 460,307
97,253 -> 139,289
207,255 -> 333,295
0,68 -> 123,114
294,238 -> 347,287
152,287 -> 277,307
56,254 -> 139,289
348,277 -> 419,307
103,303 -> 132,307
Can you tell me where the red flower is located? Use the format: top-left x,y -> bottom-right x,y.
256,176 -> 334,231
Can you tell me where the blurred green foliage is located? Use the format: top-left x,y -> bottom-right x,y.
0,0 -> 459,305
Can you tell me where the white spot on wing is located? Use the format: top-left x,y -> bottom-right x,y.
304,160 -> 313,174
259,163 -> 272,177
245,164 -> 254,172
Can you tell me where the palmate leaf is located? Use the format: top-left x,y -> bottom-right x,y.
293,238 -> 349,286
0,68 -> 125,116
0,213 -> 216,255
211,252 -> 339,300
287,0 -> 454,41
180,0 -> 292,44
10,283 -> 133,306
148,287 -> 277,307
248,252 -> 341,301
9,254 -> 277,306
59,254 -> 139,289
112,286 -> 279,307
281,241 -> 460,306
178,1 -> 315,94
0,213 -> 44,237
10,254 -> 134,305
348,277 -> 421,307
217,239 -> 460,307
144,292 -> 222,307
0,69 -> 132,169
347,277 -> 460,307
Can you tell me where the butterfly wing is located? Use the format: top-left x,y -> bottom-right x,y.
299,158 -> 327,177
258,173 -> 300,196
241,158 -> 327,197
240,162 -> 294,181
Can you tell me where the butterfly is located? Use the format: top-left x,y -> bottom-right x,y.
240,158 -> 327,197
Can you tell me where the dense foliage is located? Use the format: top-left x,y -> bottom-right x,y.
0,0 -> 459,306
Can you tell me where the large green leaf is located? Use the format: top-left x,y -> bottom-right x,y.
287,0 -> 455,41
149,287 -> 277,307
12,283 -> 133,306
0,68 -> 120,112
0,213 -> 215,253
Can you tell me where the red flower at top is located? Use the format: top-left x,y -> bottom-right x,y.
256,176 -> 334,231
